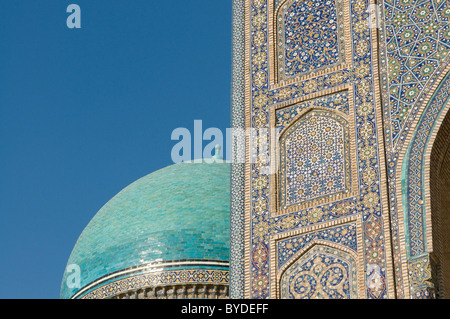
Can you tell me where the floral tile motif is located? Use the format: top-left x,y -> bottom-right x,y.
276,0 -> 346,81
280,245 -> 357,299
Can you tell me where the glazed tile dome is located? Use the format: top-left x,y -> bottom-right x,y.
60,160 -> 230,299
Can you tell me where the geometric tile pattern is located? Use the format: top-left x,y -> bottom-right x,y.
275,0 -> 346,81
279,110 -> 351,208
280,245 -> 357,299
381,0 -> 450,146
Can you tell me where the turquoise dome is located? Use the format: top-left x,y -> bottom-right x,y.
60,160 -> 230,299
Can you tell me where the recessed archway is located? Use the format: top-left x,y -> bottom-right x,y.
430,105 -> 450,298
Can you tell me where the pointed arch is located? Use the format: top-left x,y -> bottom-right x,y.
278,241 -> 358,299
396,67 -> 450,298
277,107 -> 357,213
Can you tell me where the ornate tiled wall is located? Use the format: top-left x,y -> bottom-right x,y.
230,0 -> 450,299
231,0 -> 394,299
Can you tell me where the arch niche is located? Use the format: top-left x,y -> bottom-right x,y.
401,70 -> 450,299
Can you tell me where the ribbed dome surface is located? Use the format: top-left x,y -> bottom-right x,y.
60,161 -> 230,299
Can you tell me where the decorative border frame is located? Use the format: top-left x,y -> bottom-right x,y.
71,260 -> 229,299
269,85 -> 358,215
78,268 -> 229,299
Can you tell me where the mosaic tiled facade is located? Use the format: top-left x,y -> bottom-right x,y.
230,0 -> 450,299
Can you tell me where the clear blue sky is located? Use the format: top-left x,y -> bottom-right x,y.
0,1 -> 232,298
